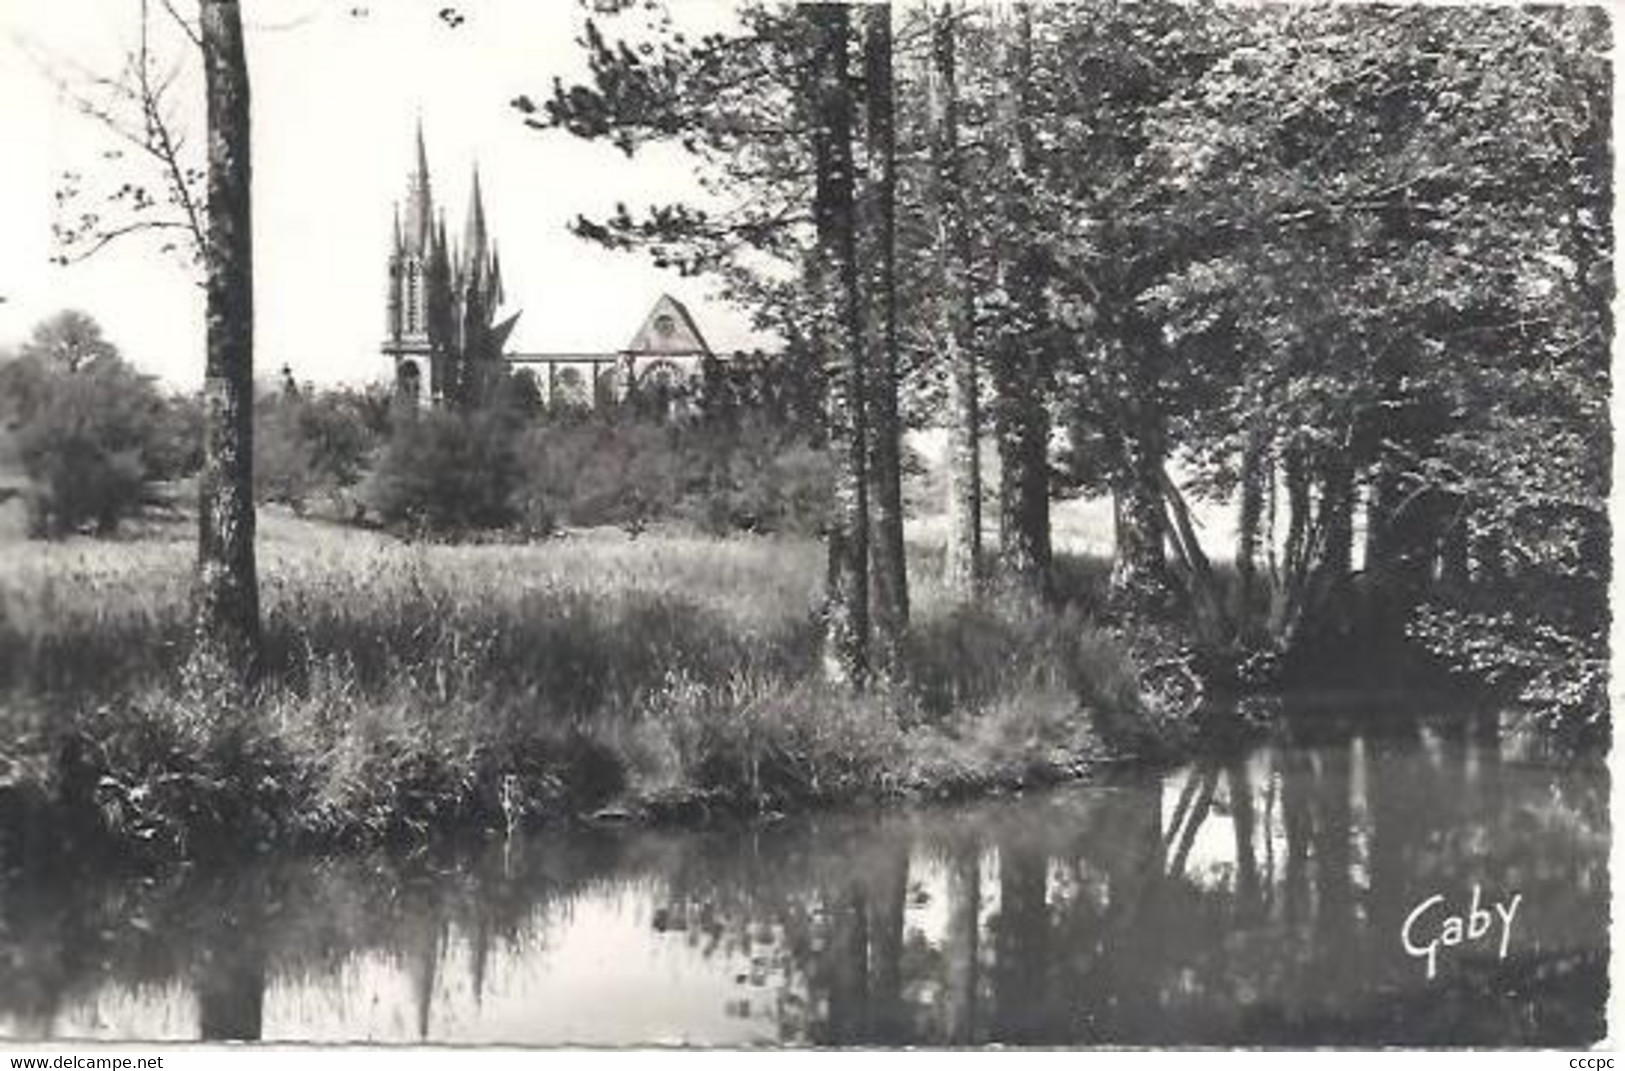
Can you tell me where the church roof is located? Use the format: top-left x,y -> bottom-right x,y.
624,294 -> 712,357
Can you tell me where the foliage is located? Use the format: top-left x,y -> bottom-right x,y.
513,415 -> 680,534
365,407 -> 521,535
0,313 -> 186,537
511,405 -> 830,537
255,384 -> 385,515
0,520 -> 1161,857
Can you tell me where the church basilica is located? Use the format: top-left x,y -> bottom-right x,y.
382,126 -> 716,409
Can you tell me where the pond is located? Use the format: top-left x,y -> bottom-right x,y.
0,699 -> 1608,1046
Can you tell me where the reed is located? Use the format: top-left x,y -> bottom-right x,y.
0,515 -> 1169,861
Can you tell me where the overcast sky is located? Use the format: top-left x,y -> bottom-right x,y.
0,0 -> 765,389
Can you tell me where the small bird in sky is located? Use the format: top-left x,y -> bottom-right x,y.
437,6 -> 466,28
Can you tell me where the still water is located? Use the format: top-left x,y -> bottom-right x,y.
0,704 -> 1608,1046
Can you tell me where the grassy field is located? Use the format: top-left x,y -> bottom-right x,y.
0,509 -> 1180,863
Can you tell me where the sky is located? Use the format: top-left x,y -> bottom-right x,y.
0,0 -> 767,389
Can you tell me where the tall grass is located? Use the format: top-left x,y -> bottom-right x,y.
0,515 -> 1169,861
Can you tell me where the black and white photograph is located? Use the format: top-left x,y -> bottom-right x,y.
0,0 -> 1611,1049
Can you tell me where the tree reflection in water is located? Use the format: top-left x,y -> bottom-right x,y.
0,705 -> 1607,1046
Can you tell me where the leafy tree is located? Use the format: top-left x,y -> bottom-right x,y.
19,309 -> 121,374
254,385 -> 380,514
367,407 -> 521,536
533,0 -> 899,686
0,315 -> 173,537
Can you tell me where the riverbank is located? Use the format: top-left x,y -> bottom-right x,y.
0,514 -> 1188,864
0,701 -> 1605,1044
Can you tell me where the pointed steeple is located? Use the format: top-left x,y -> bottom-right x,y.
436,211 -> 455,290
403,117 -> 434,255
462,163 -> 489,289
489,241 -> 505,310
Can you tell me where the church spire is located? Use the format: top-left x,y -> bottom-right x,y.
403,117 -> 434,255
462,163 -> 489,285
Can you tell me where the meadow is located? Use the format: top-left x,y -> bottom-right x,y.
0,507 -> 1180,863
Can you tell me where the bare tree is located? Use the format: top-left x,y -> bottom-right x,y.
31,2 -> 260,680
31,0 -> 207,267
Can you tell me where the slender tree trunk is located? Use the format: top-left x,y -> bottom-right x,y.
1236,421 -> 1267,616
808,5 -> 869,687
930,3 -> 982,602
1362,458 -> 1388,575
195,0 -> 260,683
1282,441 -> 1311,581
1320,446 -> 1355,611
992,2 -> 1051,600
1109,386 -> 1172,612
860,5 -> 908,674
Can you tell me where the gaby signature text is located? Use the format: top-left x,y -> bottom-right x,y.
1401,885 -> 1521,979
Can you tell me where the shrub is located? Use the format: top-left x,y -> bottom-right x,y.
365,407 -> 521,534
0,321 -> 175,538
256,387 -> 382,513
513,417 -> 681,534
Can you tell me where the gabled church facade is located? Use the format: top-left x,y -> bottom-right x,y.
383,127 -> 716,409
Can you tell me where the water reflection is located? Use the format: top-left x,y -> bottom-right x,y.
0,706 -> 1607,1046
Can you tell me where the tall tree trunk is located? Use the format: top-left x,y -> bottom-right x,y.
195,0 -> 260,683
992,2 -> 1051,600
1236,421 -> 1267,617
930,3 -> 982,602
1109,385 -> 1172,612
808,5 -> 869,687
1319,445 -> 1355,615
1282,440 -> 1311,582
860,5 -> 908,675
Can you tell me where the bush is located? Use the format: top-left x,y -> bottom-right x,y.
506,407 -> 830,537
673,413 -> 832,535
256,386 -> 382,514
514,417 -> 681,534
0,317 -> 176,538
365,407 -> 521,535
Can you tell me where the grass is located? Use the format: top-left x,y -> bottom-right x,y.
0,510 -> 1182,863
